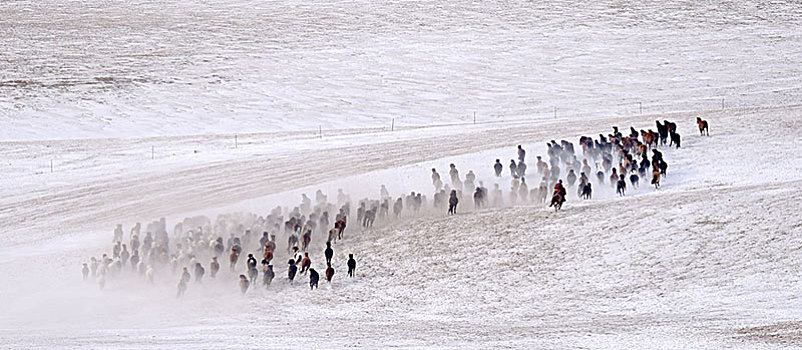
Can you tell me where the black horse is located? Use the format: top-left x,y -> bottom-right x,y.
656,120 -> 668,145
580,183 -> 592,199
669,131 -> 681,148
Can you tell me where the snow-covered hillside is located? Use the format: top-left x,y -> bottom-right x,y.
2,0 -> 802,140
3,0 -> 802,348
2,105 -> 802,348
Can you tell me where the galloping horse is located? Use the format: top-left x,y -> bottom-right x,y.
641,130 -> 657,148
549,193 -> 565,211
656,121 -> 668,145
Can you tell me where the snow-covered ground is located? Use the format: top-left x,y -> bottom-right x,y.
2,105 -> 802,348
2,0 -> 802,139
4,0 -> 802,348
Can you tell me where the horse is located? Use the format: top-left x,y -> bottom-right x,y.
640,130 -> 655,148
537,183 -> 549,203
659,160 -> 668,176
609,169 -> 618,186
363,209 -> 376,227
602,156 -> 612,173
664,120 -> 677,133
356,203 -> 365,225
616,176 -> 626,196
336,218 -> 347,239
327,228 -> 338,243
325,242 -> 334,265
393,198 -> 403,217
300,253 -> 311,274
656,121 -> 668,145
309,269 -> 319,290
580,183 -> 592,199
302,230 -> 311,250
238,275 -> 250,294
379,200 -> 389,218
229,249 -> 239,271
651,169 -> 661,189
248,265 -> 259,284
326,264 -> 335,282
288,233 -> 299,252
347,254 -> 356,277
696,117 -> 709,136
473,187 -> 485,210
566,170 -> 577,187
629,173 -> 640,188
549,193 -> 565,211
145,266 -> 154,284
636,143 -> 647,157
669,131 -> 681,148
263,249 -> 273,265
263,264 -> 275,287
176,278 -> 187,297
579,136 -> 593,155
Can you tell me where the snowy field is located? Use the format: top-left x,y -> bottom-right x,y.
3,0 -> 802,348
2,0 -> 802,139
2,106 -> 802,349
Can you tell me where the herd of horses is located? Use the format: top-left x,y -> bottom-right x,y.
490,117 -> 711,211
548,117 -> 710,209
84,193 -> 363,295
82,116 -> 712,294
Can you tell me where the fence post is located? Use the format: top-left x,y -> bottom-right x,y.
319,125 -> 322,139
721,98 -> 725,110
50,159 -> 53,173
235,134 -> 238,148
151,146 -> 154,160
391,118 -> 395,131
473,112 -> 476,125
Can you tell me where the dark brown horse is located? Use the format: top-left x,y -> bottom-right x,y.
549,193 -> 565,211
301,231 -> 311,251
696,117 -> 709,136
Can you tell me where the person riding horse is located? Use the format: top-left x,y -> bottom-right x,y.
554,179 -> 566,199
549,179 -> 567,210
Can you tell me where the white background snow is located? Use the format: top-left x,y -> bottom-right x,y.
2,0 -> 802,139
2,0 -> 802,348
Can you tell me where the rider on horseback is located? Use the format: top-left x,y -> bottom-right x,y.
554,179 -> 567,201
549,179 -> 568,210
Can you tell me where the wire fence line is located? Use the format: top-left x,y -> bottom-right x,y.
29,96 -> 802,175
